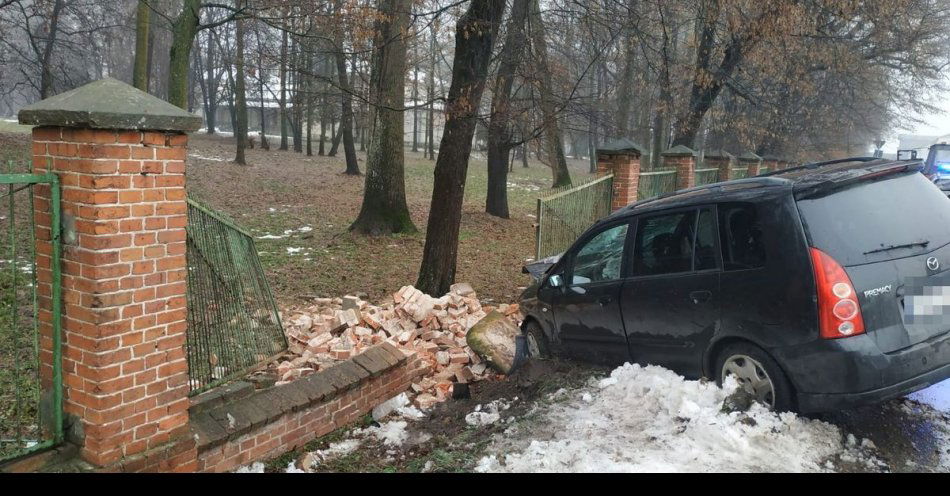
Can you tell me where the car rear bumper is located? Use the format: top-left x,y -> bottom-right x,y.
796,360 -> 950,413
772,331 -> 950,413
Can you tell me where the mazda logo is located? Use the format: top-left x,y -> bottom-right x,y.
927,257 -> 940,272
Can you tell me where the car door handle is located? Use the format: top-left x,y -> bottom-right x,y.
598,296 -> 613,306
689,290 -> 712,304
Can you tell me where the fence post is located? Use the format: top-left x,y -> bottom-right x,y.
662,145 -> 697,190
762,155 -> 780,171
18,78 -> 202,471
597,138 -> 644,211
705,149 -> 735,182
739,152 -> 762,176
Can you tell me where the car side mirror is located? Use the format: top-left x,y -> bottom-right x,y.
548,274 -> 564,288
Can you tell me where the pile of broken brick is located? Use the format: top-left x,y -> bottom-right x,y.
257,283 -> 523,409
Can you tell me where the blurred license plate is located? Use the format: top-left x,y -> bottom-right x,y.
905,275 -> 950,324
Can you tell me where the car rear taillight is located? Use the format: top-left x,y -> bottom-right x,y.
810,247 -> 866,339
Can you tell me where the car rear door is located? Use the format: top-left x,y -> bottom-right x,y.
619,207 -> 721,377
797,171 -> 950,352
551,220 -> 632,366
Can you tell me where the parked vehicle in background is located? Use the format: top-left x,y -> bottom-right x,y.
922,142 -> 950,197
519,158 -> 950,413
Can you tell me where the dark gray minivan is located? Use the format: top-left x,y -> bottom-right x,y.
519,158 -> 950,412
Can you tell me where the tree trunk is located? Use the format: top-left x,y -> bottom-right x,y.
255,23 -> 269,150
133,0 -> 150,92
486,0 -> 530,219
412,40 -> 420,153
234,8 -> 249,165
333,48 -> 360,174
351,0 -> 415,235
279,25 -> 289,150
528,0 -> 571,188
168,0 -> 201,109
426,22 -> 436,161
416,0 -> 505,296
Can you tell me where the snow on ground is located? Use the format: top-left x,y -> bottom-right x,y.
465,398 -> 517,427
909,379 -> 950,412
476,363 -> 882,473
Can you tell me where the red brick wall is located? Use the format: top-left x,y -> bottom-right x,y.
598,153 -> 641,211
30,126 -> 192,469
664,155 -> 696,190
708,157 -> 732,182
743,160 -> 761,176
196,353 -> 428,473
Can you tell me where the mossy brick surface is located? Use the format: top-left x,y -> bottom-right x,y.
18,78 -> 202,132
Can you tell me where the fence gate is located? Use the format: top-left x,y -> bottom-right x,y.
185,199 -> 287,396
535,174 -> 614,260
0,165 -> 62,463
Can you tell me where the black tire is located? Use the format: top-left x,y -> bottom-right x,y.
714,342 -> 796,413
524,320 -> 552,359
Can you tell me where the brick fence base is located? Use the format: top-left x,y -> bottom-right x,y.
192,343 -> 428,473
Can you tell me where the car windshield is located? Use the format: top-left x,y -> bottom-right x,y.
796,172 -> 950,266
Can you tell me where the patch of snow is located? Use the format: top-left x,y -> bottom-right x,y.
358,420 -> 409,447
234,462 -> 265,473
475,363 -> 878,473
303,439 -> 361,470
256,234 -> 286,240
373,393 -> 425,421
284,461 -> 306,473
188,153 -> 228,162
908,379 -> 950,412
286,247 -> 304,255
465,398 -> 514,427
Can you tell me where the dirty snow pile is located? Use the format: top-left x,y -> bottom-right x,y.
475,363 -> 881,473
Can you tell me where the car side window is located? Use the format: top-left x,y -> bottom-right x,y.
694,208 -> 719,271
633,211 -> 697,276
570,223 -> 629,285
718,203 -> 766,270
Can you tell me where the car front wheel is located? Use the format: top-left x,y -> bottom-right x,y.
524,320 -> 551,359
715,342 -> 795,412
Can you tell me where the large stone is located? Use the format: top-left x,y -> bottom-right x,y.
18,77 -> 202,131
466,310 -> 520,375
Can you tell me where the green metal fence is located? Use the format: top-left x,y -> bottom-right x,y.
0,164 -> 62,463
638,168 -> 678,200
758,166 -> 771,175
730,167 -> 750,180
185,198 -> 287,396
535,175 -> 614,260
694,168 -> 720,186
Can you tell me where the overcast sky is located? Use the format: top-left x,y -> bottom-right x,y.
880,90 -> 950,153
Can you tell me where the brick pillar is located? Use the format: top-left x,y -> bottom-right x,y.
762,157 -> 780,171
18,78 -> 202,471
597,140 -> 643,211
662,145 -> 697,190
705,149 -> 734,182
739,152 -> 762,176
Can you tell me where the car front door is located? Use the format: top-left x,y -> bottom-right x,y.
551,220 -> 632,366
620,207 -> 721,377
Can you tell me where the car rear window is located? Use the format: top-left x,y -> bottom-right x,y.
796,172 -> 950,266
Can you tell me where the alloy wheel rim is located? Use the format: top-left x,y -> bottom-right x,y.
721,354 -> 776,408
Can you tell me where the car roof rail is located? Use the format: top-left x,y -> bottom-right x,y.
759,157 -> 879,177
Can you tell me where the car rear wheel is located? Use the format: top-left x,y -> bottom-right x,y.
715,343 -> 795,412
524,321 -> 551,359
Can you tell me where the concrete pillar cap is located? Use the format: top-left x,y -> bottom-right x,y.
18,77 -> 202,132
661,145 -> 697,157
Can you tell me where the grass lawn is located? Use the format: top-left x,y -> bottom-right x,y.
0,129 -> 594,305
